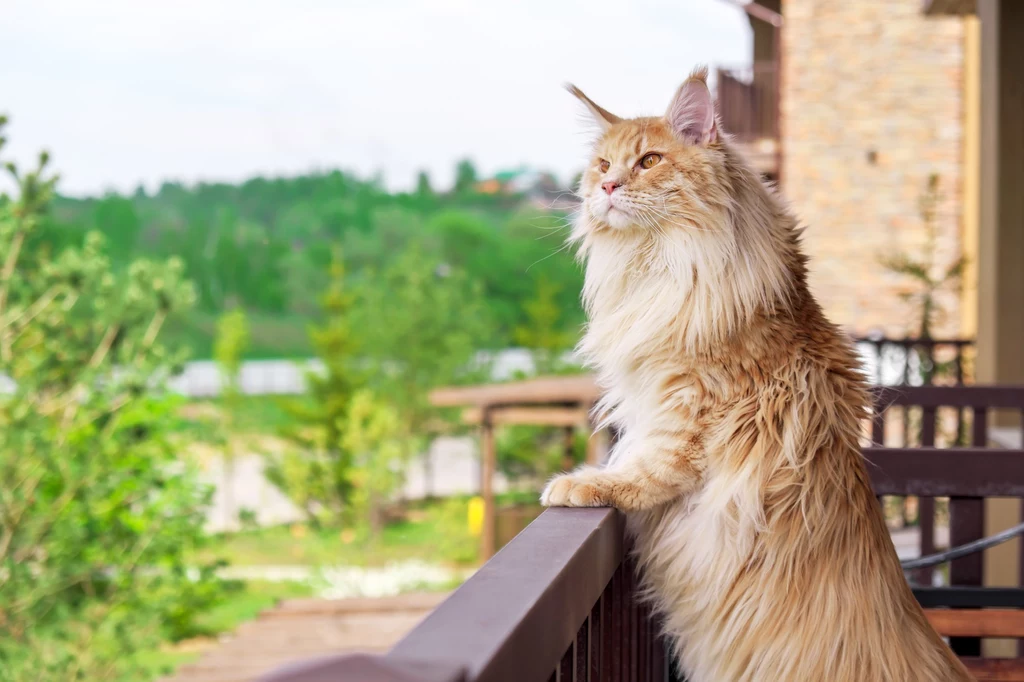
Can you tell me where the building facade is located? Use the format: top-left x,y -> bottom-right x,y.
731,0 -> 978,339
782,0 -> 969,337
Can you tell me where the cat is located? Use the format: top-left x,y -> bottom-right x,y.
541,66 -> 972,682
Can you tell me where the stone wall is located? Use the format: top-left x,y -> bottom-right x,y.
781,0 -> 966,337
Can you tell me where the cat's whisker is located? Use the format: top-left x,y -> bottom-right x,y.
526,240 -> 575,273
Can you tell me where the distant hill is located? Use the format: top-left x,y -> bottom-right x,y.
32,167 -> 583,358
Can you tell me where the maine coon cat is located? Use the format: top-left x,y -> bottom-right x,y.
541,67 -> 972,681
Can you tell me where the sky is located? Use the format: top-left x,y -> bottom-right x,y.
1,0 -> 751,196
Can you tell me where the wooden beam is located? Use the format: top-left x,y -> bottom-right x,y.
923,0 -> 977,16
865,447 -> 1024,497
430,375 -> 599,408
461,406 -> 589,427
560,426 -> 575,472
479,411 -> 496,561
925,609 -> 1024,639
585,427 -> 609,466
958,658 -> 1024,682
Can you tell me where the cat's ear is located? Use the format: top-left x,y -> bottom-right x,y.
565,83 -> 621,131
666,66 -> 717,145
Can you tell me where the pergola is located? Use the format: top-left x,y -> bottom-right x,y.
429,375 -> 606,559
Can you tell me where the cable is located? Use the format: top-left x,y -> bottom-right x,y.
900,521 -> 1024,571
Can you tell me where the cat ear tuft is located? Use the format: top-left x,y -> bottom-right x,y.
665,66 -> 717,146
565,83 -> 622,131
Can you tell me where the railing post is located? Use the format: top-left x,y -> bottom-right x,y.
480,407 -> 496,561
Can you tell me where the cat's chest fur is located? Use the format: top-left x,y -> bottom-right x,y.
612,363 -> 763,602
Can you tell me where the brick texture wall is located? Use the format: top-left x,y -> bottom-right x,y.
781,0 -> 965,337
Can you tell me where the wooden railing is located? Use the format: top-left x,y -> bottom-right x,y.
716,63 -> 778,141
856,336 -> 975,386
866,385 -> 1024,678
260,383 -> 1023,682
259,508 -> 668,682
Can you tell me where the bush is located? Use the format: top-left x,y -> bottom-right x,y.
0,119 -> 226,681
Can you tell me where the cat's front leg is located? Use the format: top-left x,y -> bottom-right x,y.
541,428 -> 704,512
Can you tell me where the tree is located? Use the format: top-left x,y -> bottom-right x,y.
879,173 -> 966,341
514,275 -> 575,375
266,249 -> 361,528
415,170 -> 433,197
343,391 -> 410,539
352,245 -> 493,495
0,117 -> 219,680
879,173 -> 966,384
213,307 -> 249,529
453,158 -> 478,193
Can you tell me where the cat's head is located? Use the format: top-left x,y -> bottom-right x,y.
569,66 -> 726,234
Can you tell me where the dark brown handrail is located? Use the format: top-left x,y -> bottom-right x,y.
256,384 -> 1024,679
865,447 -> 1024,496
390,507 -> 624,682
257,508 -> 628,682
874,384 -> 1024,408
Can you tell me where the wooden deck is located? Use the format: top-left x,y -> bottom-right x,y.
164,592 -> 448,682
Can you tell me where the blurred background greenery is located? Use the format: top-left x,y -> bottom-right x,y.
0,116 -> 589,681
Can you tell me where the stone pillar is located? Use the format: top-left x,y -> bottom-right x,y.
976,0 -> 1024,658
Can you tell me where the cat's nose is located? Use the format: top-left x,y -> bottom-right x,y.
602,181 -> 621,196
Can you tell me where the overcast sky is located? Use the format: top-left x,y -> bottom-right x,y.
1,0 -> 751,196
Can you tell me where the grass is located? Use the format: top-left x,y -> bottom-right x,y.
194,497 -> 481,567
192,579 -> 314,633
173,393 -> 314,443
135,579 -> 314,680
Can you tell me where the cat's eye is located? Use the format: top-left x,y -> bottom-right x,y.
639,153 -> 662,169
598,159 -> 610,173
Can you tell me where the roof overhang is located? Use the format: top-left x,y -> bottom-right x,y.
923,0 -> 977,16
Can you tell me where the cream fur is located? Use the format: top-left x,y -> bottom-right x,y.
541,70 -> 973,681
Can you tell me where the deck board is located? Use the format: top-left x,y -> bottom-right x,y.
163,592 -> 448,682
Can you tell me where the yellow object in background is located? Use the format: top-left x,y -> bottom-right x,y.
467,496 -> 484,537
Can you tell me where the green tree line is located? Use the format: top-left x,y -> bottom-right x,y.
33,164 -> 584,357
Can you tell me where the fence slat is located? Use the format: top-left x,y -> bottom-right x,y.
949,496 -> 985,657
916,406 -> 938,585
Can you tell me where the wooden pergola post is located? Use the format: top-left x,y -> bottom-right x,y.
561,425 -> 576,472
585,408 -> 609,466
480,407 -> 496,561
429,375 -> 602,561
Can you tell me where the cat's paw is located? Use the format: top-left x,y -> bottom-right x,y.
540,473 -> 608,508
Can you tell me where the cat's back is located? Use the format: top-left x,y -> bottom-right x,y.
632,308 -> 972,682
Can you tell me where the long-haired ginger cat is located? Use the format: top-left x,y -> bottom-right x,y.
541,67 -> 971,681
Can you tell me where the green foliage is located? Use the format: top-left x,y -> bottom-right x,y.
496,425 -> 587,481
454,159 -> 478,193
0,119 -> 224,680
428,497 -> 478,565
343,390 -> 412,538
213,307 -> 249,528
34,161 -> 583,358
415,170 -> 433,198
267,251 -> 361,528
354,245 -> 494,437
514,275 -> 575,374
192,500 -> 479,568
214,308 -> 249,401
